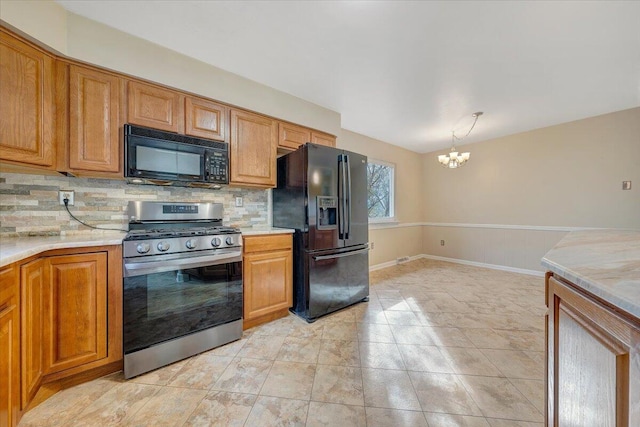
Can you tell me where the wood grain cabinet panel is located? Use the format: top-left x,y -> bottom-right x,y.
44,253 -> 108,374
127,80 -> 184,133
546,275 -> 639,427
229,109 -> 277,188
185,96 -> 226,141
311,131 -> 336,148
68,65 -> 122,173
243,234 -> 293,329
0,266 -> 19,427
0,30 -> 55,167
20,258 -> 46,409
278,122 -> 311,150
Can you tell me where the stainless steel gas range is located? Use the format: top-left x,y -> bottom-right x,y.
122,201 -> 243,379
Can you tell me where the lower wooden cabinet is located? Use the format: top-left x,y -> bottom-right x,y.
243,234 -> 293,329
1,245 -> 122,427
546,274 -> 640,426
1,265 -> 20,427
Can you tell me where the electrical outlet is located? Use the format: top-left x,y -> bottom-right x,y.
370,242 -> 375,250
622,181 -> 632,190
440,240 -> 445,246
235,197 -> 243,207
59,190 -> 74,206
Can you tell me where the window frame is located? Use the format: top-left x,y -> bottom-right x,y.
366,158 -> 396,224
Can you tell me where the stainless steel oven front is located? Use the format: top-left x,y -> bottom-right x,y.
122,248 -> 242,378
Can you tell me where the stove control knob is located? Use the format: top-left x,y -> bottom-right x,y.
185,239 -> 198,249
225,236 -> 234,246
136,243 -> 151,254
211,237 -> 222,247
157,241 -> 170,252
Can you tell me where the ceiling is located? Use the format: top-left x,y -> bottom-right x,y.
56,1 -> 640,153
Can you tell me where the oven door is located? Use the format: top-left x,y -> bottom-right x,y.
123,249 -> 242,355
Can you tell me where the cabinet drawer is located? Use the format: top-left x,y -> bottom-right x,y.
243,234 -> 292,254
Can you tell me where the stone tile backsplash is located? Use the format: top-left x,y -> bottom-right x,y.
0,172 -> 269,237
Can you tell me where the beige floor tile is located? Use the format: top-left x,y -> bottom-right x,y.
398,344 -> 455,373
211,357 -> 273,394
428,327 -> 476,348
260,361 -> 316,400
129,359 -> 189,386
389,325 -> 437,345
306,401 -> 366,427
288,322 -> 325,340
409,372 -> 483,416
166,354 -> 233,389
509,378 -> 545,414
361,368 -> 421,410
244,396 -> 309,427
356,322 -> 396,343
379,298 -> 412,311
443,347 -> 503,377
184,391 -> 256,427
311,365 -> 364,406
424,412 -> 490,427
359,341 -> 406,369
384,310 -> 426,326
276,336 -> 322,363
486,419 -> 543,427
236,333 -> 286,360
460,375 -> 542,422
365,407 -> 428,427
73,382 -> 161,426
250,316 -> 296,336
207,337 -> 248,357
322,321 -> 359,340
121,386 -> 206,427
479,349 -> 544,380
317,339 -> 361,366
352,305 -> 389,324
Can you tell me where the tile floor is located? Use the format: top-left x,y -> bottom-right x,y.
19,259 -> 546,426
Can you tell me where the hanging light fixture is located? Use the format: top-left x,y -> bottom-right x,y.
437,111 -> 483,169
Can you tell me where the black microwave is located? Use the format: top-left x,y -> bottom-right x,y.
125,124 -> 229,187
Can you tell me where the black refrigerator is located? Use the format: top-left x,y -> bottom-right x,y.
273,143 -> 369,322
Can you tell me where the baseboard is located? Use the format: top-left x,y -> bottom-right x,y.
370,254 -> 544,277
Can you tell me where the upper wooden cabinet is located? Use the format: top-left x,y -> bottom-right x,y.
311,131 -> 336,147
67,65 -> 123,175
0,29 -> 55,168
278,122 -> 311,150
127,80 -> 184,133
185,96 -> 227,141
229,109 -> 277,188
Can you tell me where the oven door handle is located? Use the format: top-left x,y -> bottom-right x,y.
124,251 -> 242,277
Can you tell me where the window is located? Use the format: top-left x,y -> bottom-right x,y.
367,159 -> 395,222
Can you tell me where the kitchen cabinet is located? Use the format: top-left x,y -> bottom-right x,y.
0,28 -> 55,168
229,109 -> 278,188
1,265 -> 19,427
66,64 -> 123,175
278,122 -> 311,150
546,274 -> 640,426
311,131 -> 336,147
128,80 -> 184,133
243,234 -> 293,329
185,96 -> 227,141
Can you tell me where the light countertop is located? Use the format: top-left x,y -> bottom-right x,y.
0,233 -> 127,268
542,229 -> 640,320
240,227 -> 295,236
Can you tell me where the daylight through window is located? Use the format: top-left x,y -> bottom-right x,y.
367,160 -> 395,221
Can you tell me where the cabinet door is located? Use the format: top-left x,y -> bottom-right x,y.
185,96 -> 226,141
547,276 -> 639,427
229,109 -> 277,188
20,258 -> 46,408
0,30 -> 55,167
69,65 -> 122,173
311,131 -> 336,148
278,122 -> 310,150
243,249 -> 293,320
0,266 -> 19,427
43,253 -> 108,375
127,80 -> 184,133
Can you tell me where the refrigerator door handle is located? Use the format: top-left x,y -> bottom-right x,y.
339,154 -> 347,239
312,247 -> 369,261
345,154 -> 352,239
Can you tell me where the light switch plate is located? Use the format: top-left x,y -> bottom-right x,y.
235,197 -> 243,207
622,181 -> 632,190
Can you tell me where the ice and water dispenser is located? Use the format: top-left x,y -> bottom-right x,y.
316,196 -> 338,230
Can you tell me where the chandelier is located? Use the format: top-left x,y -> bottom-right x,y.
437,112 -> 483,169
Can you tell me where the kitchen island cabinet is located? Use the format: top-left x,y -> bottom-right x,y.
543,230 -> 640,427
243,233 -> 293,329
0,265 -> 20,427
